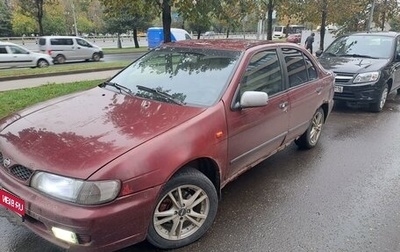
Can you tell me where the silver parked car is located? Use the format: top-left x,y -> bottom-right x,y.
0,41 -> 54,69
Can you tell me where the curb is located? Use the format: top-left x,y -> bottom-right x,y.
0,66 -> 124,82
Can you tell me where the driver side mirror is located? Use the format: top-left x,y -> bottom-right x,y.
316,50 -> 323,57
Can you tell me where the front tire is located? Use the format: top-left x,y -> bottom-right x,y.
370,84 -> 388,112
92,53 -> 101,62
295,107 -> 325,149
147,168 -> 218,249
37,59 -> 49,68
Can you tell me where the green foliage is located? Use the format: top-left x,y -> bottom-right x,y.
0,1 -> 12,36
12,12 -> 37,36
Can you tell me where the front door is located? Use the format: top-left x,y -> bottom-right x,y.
9,45 -> 33,68
225,49 -> 289,179
76,38 -> 94,60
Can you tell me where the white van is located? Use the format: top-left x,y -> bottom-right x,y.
38,36 -> 103,63
273,26 -> 286,39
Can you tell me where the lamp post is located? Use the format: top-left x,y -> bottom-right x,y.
71,0 -> 78,36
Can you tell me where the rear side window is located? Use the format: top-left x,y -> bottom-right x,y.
50,38 -> 73,46
0,46 -> 7,54
282,48 -> 309,87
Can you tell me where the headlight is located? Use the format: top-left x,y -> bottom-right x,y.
31,172 -> 120,205
353,71 -> 380,83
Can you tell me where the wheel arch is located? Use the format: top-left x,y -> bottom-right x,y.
320,102 -> 329,122
386,77 -> 393,92
172,158 -> 221,199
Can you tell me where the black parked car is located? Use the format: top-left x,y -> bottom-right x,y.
317,31 -> 400,112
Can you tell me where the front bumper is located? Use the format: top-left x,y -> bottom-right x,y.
0,168 -> 161,252
333,81 -> 382,104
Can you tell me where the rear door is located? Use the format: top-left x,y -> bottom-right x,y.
226,48 -> 289,178
280,47 -> 322,141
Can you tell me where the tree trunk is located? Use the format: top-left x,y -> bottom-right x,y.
320,0 -> 327,51
117,33 -> 122,48
133,29 -> 139,48
267,0 -> 274,40
226,29 -> 230,38
162,0 -> 172,43
37,0 -> 44,35
381,0 -> 387,31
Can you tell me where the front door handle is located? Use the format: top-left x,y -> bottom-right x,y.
279,101 -> 289,110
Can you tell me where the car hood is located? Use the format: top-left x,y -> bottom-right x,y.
318,56 -> 389,73
0,87 -> 205,179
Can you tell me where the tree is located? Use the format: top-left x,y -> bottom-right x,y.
17,0 -> 54,36
0,0 -> 12,36
100,0 -> 156,47
217,0 -> 256,38
176,0 -> 220,38
12,12 -> 36,36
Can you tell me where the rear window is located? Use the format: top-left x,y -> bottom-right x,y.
38,38 -> 46,46
0,46 -> 7,54
50,38 -> 74,46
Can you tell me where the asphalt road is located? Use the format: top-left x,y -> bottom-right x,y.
1,94 -> 400,251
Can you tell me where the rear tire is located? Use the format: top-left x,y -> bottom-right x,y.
55,54 -> 66,64
147,168 -> 218,249
295,107 -> 325,149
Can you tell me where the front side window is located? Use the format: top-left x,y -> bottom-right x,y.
106,47 -> 241,107
240,50 -> 283,96
282,48 -> 309,87
76,39 -> 91,47
9,45 -> 27,54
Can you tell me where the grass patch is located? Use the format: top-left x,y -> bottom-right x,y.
0,80 -> 101,119
0,61 -> 129,79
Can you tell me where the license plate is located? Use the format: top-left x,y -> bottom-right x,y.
334,85 -> 343,93
0,188 -> 25,217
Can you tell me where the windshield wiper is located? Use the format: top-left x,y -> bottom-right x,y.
136,85 -> 184,105
338,54 -> 377,59
100,81 -> 134,96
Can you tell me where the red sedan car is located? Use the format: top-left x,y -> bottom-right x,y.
286,33 -> 302,44
0,39 -> 334,251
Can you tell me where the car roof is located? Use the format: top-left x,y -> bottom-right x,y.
162,39 -> 277,51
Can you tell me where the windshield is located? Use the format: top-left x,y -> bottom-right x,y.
324,34 -> 395,59
107,47 -> 240,107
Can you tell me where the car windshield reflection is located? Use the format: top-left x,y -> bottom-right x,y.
324,34 -> 394,59
108,47 -> 241,107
